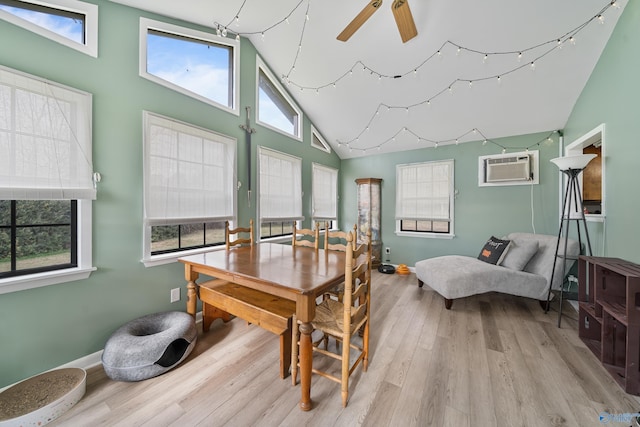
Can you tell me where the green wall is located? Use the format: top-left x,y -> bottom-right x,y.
340,133 -> 563,265
562,0 -> 640,263
0,1 -> 339,388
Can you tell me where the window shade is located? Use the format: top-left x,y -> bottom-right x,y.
396,160 -> 453,221
0,65 -> 95,200
143,111 -> 236,226
258,147 -> 302,222
312,163 -> 338,220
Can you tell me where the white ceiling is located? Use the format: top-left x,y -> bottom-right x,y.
110,0 -> 626,159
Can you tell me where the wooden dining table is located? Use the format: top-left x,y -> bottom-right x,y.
179,242 -> 346,411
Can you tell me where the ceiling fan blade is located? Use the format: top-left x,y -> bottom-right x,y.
337,0 -> 383,42
392,0 -> 418,43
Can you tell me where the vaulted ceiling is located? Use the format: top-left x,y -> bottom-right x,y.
111,0 -> 627,159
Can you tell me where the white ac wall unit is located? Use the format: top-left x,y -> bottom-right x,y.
486,155 -> 530,182
478,150 -> 539,187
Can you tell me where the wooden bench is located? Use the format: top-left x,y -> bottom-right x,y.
198,279 -> 296,379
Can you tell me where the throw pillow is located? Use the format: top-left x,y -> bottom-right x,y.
477,236 -> 510,265
501,238 -> 539,271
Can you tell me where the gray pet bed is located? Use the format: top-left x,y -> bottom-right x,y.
102,311 -> 197,381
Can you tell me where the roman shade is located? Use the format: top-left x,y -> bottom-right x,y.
0,65 -> 95,200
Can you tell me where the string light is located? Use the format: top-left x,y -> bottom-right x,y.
209,1 -> 617,156
213,0 -> 306,43
279,0 -> 616,93
338,128 -> 559,155
213,0 -> 615,96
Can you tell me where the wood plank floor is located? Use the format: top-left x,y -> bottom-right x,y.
52,272 -> 640,426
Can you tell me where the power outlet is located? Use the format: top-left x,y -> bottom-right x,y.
385,247 -> 391,254
170,288 -> 180,303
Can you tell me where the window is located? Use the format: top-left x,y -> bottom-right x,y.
142,112 -> 236,265
0,0 -> 98,57
311,125 -> 331,153
139,18 -> 239,115
256,56 -> 302,140
260,221 -> 294,239
395,159 -> 454,237
0,200 -> 76,276
312,163 -> 338,223
315,220 -> 333,231
258,147 -> 302,240
0,65 -> 94,294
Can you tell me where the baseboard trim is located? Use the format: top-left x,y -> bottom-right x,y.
1,311 -> 203,392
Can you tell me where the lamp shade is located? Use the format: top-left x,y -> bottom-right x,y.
550,153 -> 597,171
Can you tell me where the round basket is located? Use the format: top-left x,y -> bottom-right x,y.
0,368 -> 86,426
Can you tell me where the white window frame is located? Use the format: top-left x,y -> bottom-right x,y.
139,17 -> 240,116
311,125 -> 331,153
0,65 -> 95,294
0,0 -> 98,57
257,146 -> 303,241
395,159 -> 455,239
256,55 -> 302,141
565,124 -> 605,223
141,111 -> 237,266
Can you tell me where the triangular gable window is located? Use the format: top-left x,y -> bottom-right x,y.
311,125 -> 331,153
0,0 -> 98,57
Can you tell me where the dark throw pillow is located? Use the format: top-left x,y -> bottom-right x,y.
477,236 -> 510,265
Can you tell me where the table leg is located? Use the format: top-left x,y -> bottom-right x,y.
299,321 -> 313,411
184,265 -> 199,317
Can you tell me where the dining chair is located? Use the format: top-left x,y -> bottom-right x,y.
291,230 -> 372,407
291,222 -> 319,249
323,222 -> 357,252
202,219 -> 255,331
225,219 -> 254,250
322,222 -> 357,302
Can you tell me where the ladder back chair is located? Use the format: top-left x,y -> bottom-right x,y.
322,222 -> 358,303
225,219 -> 254,250
292,230 -> 372,407
202,219 -> 253,330
292,222 -> 320,249
323,222 -> 357,252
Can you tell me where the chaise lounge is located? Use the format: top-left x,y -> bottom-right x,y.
415,232 -> 580,309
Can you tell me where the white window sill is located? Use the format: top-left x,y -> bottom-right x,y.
395,231 -> 455,239
142,246 -> 226,267
259,236 -> 291,244
585,214 -> 605,223
0,267 -> 96,295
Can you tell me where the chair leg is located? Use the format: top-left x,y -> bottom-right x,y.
444,298 -> 453,310
363,319 -> 370,372
291,315 -> 298,386
341,332 -> 350,407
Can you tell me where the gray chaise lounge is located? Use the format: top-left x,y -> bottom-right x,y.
415,232 -> 580,309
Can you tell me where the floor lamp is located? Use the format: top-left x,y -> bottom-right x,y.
546,153 -> 596,327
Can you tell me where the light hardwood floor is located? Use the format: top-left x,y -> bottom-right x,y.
52,272 -> 640,426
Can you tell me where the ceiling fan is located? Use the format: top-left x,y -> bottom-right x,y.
337,0 -> 418,43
